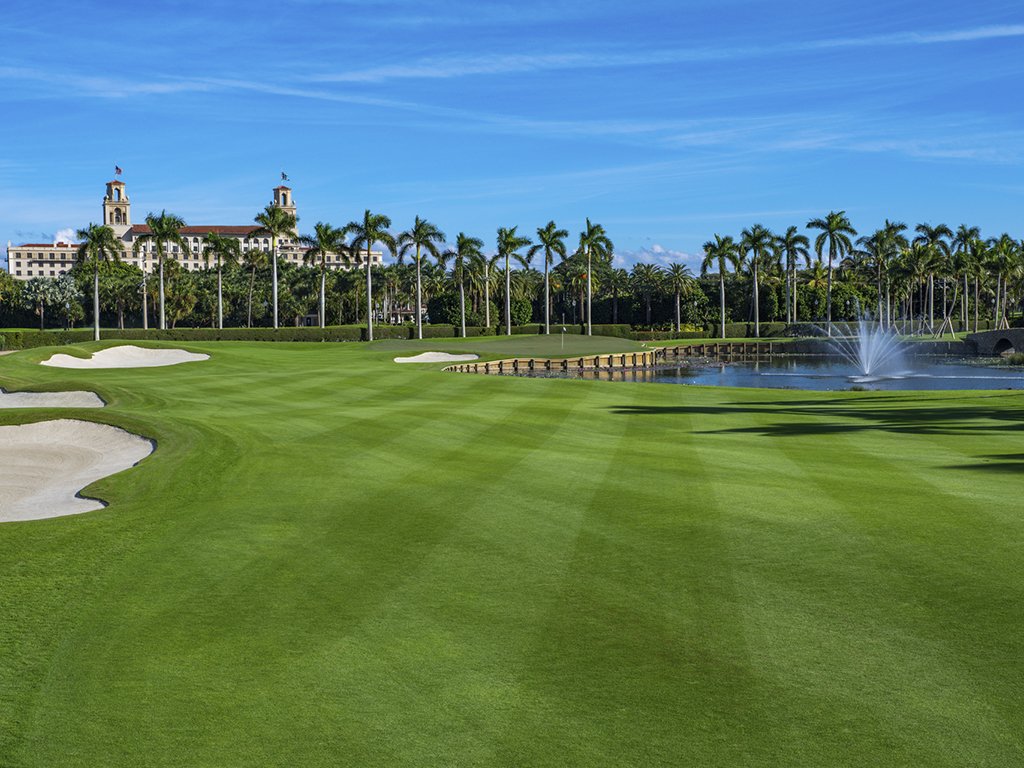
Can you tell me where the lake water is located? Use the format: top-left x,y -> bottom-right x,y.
531,357 -> 1024,391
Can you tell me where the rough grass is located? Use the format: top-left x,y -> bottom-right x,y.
1,338 -> 1022,767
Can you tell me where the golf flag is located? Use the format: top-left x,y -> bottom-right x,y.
114,165 -> 123,176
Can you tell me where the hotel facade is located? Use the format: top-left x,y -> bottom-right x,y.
5,180 -> 381,280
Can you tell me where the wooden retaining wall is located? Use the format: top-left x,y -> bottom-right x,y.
443,342 -> 779,375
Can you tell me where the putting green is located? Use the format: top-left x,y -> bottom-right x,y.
0,338 -> 1022,766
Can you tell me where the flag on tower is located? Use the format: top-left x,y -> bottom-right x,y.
114,165 -> 123,176
281,171 -> 289,182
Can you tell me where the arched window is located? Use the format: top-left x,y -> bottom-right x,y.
114,188 -> 121,201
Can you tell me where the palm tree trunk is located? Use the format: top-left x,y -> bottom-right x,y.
142,274 -> 148,330
484,265 -> 491,328
320,267 -> 326,328
272,237 -> 279,329
719,270 -> 726,339
825,245 -> 833,336
544,261 -> 550,334
217,263 -> 224,330
365,259 -> 374,341
784,257 -> 791,324
504,255 -> 511,336
247,268 -> 256,327
675,289 -> 681,333
753,261 -> 760,338
93,266 -> 100,341
459,277 -> 467,338
39,302 -> 44,331
586,247 -> 592,336
159,255 -> 166,330
415,247 -> 423,339
793,268 -> 799,323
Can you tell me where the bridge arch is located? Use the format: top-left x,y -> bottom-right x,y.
993,338 -> 1015,355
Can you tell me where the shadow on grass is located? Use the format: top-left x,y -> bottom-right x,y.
943,454 -> 1024,473
609,392 -> 1024,437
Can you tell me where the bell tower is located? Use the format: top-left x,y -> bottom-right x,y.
272,185 -> 297,220
103,180 -> 131,236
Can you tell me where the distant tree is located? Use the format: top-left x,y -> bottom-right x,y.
664,263 -> 696,333
75,223 -> 123,340
300,222 -> 346,328
577,219 -> 613,335
254,204 -> 299,329
496,226 -> 531,334
527,221 -> 569,334
397,216 -> 446,339
807,211 -> 857,334
440,233 -> 484,337
242,247 -> 269,327
346,210 -> 397,341
701,235 -> 740,338
132,211 -> 189,330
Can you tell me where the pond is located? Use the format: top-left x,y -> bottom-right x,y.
529,357 -> 1024,391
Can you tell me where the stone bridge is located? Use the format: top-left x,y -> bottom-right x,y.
966,329 -> 1024,356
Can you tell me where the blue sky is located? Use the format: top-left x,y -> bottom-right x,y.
2,0 -> 1022,270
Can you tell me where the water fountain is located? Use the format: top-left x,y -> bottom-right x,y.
824,317 -> 911,382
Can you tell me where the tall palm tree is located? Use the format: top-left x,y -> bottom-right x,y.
807,211 -> 857,334
577,219 -> 613,335
496,227 -> 531,335
664,263 -> 696,333
254,204 -> 298,330
132,210 -> 189,330
346,210 -> 396,341
440,233 -> 484,337
740,224 -> 774,338
606,268 -> 630,324
950,224 -> 981,332
202,232 -> 241,330
397,216 -> 446,339
300,222 -> 346,328
912,223 -> 952,331
776,226 -> 810,323
630,263 -> 664,326
242,247 -> 269,327
527,221 -> 569,334
75,223 -> 122,341
701,234 -> 740,338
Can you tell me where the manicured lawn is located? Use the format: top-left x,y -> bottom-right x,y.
1,338 -> 1022,766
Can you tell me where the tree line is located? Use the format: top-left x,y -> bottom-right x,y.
1,207 -> 1021,339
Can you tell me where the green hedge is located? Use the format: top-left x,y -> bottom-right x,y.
0,324 -> 506,349
507,324 -> 633,338
632,330 -> 709,341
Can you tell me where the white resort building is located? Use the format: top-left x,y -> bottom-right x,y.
5,180 -> 381,280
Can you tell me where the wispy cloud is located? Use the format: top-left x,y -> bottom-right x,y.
617,243 -> 701,269
308,24 -> 1024,83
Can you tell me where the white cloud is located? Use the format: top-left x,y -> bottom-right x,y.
53,228 -> 76,244
617,244 -> 701,269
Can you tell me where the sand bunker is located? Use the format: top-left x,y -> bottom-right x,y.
0,419 -> 153,522
394,352 -> 480,364
41,345 -> 209,369
0,388 -> 104,408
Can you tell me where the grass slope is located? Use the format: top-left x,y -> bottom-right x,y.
1,338 -> 1022,767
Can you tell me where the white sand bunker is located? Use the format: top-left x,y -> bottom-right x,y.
0,419 -> 153,522
0,388 -> 104,408
41,345 -> 209,369
394,352 -> 480,364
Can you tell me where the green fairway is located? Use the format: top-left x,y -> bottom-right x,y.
1,338 -> 1022,767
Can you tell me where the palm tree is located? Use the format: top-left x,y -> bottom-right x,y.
300,222 -> 346,328
397,216 -> 446,339
664,263 -> 696,333
806,211 -> 857,334
132,210 -> 189,330
75,224 -> 123,340
496,227 -> 531,335
577,219 -> 613,335
606,268 -> 630,324
701,235 -> 740,338
912,223 -> 952,331
346,210 -> 396,341
777,226 -> 810,323
740,224 -> 774,337
630,263 -> 664,325
527,221 -> 569,334
242,247 -> 269,327
440,233 -> 484,337
253,204 -> 298,330
202,232 -> 241,330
